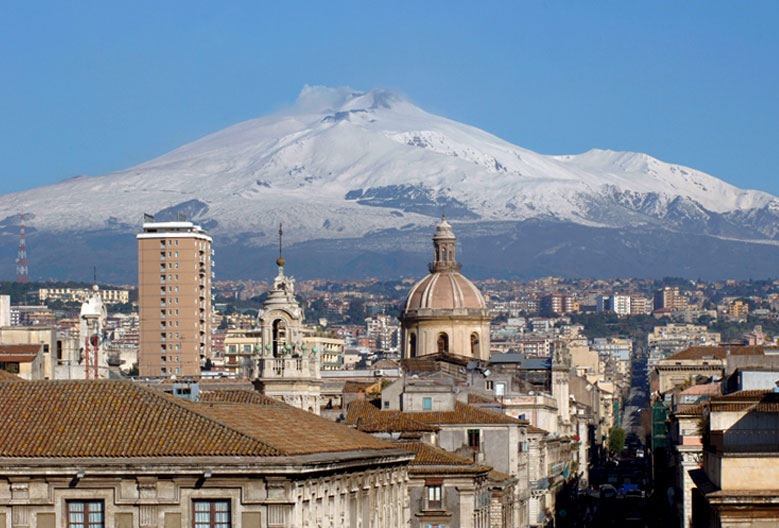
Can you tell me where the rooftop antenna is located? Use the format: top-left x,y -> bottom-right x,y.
93,266 -> 97,285
276,223 -> 285,268
16,212 -> 29,283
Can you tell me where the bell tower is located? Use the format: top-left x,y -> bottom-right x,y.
430,215 -> 462,273
255,225 -> 322,414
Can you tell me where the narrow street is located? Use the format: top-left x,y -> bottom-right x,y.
555,348 -> 655,528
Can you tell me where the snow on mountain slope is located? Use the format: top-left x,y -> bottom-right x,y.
1,85 -> 777,245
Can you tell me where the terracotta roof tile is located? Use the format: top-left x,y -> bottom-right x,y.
406,401 -> 525,426
199,389 -> 283,407
467,392 -> 498,404
0,354 -> 38,362
0,380 -> 279,458
395,442 -> 491,475
345,400 -> 439,433
191,402 -> 397,455
0,370 -> 24,381
710,390 -> 779,413
0,344 -> 42,355
675,403 -> 706,417
666,345 -> 773,361
527,425 -> 549,435
489,470 -> 515,483
679,384 -> 721,396
342,381 -> 373,394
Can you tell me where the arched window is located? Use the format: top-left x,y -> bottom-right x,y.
437,333 -> 449,354
272,318 -> 287,357
409,333 -> 417,358
441,248 -> 447,262
471,332 -> 479,357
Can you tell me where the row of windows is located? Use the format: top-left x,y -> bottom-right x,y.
160,355 -> 181,363
407,331 -> 480,357
65,500 -> 229,528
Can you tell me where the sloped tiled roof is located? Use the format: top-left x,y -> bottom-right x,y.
0,370 -> 24,381
709,390 -> 779,413
0,354 -> 37,362
342,381 -> 373,394
666,346 -> 773,361
372,359 -> 399,370
675,403 -> 706,417
489,469 -> 515,483
679,383 -> 721,397
406,401 -> 526,426
199,388 -> 283,407
467,392 -> 498,404
345,400 -> 439,433
0,380 -> 399,458
192,402 -> 396,455
0,344 -> 42,355
0,380 -> 279,458
527,425 -> 549,435
396,442 -> 491,475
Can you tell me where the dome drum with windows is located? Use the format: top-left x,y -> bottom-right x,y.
399,216 -> 491,360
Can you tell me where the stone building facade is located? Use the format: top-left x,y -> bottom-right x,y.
0,380 -> 412,528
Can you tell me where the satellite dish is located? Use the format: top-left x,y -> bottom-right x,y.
484,369 -> 491,377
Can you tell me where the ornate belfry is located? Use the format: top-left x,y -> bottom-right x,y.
255,225 -> 322,414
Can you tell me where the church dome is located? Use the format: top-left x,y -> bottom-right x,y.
404,270 -> 486,311
403,216 -> 486,312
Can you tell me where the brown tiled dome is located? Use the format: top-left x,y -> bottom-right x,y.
404,270 -> 486,311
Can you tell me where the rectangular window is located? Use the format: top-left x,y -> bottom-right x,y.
194,500 -> 231,528
485,380 -> 493,390
426,485 -> 442,509
67,500 -> 104,528
423,397 -> 432,410
468,429 -> 480,451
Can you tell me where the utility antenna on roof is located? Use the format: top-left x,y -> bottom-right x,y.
93,266 -> 97,285
276,223 -> 286,268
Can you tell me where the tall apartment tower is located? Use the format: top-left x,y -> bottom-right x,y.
137,220 -> 213,377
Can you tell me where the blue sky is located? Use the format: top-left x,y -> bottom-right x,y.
1,1 -> 777,195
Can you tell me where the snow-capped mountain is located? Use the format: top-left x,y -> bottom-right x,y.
1,85 -> 778,281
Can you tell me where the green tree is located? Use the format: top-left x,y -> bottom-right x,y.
608,427 -> 626,453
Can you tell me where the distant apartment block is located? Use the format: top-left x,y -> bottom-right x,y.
596,294 -> 632,316
541,293 -> 575,314
591,337 -> 633,361
727,299 -> 749,319
38,287 -> 130,305
137,220 -> 213,377
654,286 -> 689,311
